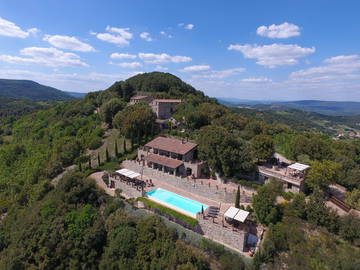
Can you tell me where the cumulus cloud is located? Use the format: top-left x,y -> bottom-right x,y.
113,61 -> 142,69
228,43 -> 315,68
192,67 -> 245,79
139,32 -> 152,42
138,53 -> 192,64
241,77 -> 272,83
0,47 -> 88,67
43,35 -> 95,52
110,53 -> 137,59
0,17 -> 38,38
290,54 -> 360,81
257,22 -> 300,39
92,26 -> 133,46
178,23 -> 194,30
180,65 -> 211,72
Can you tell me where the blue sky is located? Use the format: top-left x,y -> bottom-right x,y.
0,0 -> 360,101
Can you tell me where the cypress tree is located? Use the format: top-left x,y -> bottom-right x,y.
115,140 -> 119,157
98,152 -> 101,166
88,156 -> 91,169
106,147 -> 110,162
131,139 -> 134,151
78,162 -> 82,172
123,138 -> 127,153
136,131 -> 141,146
235,186 -> 240,208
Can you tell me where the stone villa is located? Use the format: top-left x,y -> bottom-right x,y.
129,95 -> 182,120
138,136 -> 206,178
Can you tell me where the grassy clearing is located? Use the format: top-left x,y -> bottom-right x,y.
138,197 -> 199,227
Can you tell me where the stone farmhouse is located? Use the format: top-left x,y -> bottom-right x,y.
138,136 -> 207,178
129,95 -> 182,120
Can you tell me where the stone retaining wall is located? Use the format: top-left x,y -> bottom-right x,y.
122,160 -> 252,204
198,218 -> 247,252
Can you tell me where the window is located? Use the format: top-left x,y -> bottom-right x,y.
287,183 -> 292,189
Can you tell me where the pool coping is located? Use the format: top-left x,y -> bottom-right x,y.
146,188 -> 208,219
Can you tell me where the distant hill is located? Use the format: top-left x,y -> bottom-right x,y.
0,79 -> 73,101
218,98 -> 360,116
65,91 -> 86,98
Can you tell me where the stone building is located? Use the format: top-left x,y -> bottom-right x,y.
129,95 -> 154,105
129,95 -> 181,120
138,136 -> 206,178
150,99 -> 182,119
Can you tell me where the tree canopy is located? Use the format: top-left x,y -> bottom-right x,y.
99,98 -> 126,127
113,102 -> 156,139
197,125 -> 254,177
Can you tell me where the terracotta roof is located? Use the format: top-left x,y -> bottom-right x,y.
145,136 -> 197,155
153,99 -> 182,103
131,95 -> 150,100
145,154 -> 183,168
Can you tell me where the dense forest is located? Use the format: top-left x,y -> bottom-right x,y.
0,72 -> 359,269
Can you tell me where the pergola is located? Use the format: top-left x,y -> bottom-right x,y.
116,168 -> 141,179
287,162 -> 310,178
224,206 -> 250,223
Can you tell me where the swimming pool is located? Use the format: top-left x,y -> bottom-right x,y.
146,188 -> 208,218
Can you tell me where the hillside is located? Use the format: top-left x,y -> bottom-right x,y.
0,79 -> 73,101
231,107 -> 360,136
0,72 -> 359,269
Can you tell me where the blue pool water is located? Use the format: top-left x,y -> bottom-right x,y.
146,188 -> 208,216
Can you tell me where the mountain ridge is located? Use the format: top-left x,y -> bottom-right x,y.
0,79 -> 74,101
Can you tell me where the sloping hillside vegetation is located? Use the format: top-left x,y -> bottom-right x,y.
0,172 -> 210,269
232,107 -> 360,136
0,72 -> 359,269
0,79 -> 73,101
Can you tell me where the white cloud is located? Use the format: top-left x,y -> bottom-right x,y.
0,47 -> 88,67
290,54 -> 360,81
228,43 -> 315,68
0,17 -> 39,38
160,31 -> 173,38
43,35 -> 95,52
178,23 -> 194,30
138,53 -> 192,64
192,67 -> 245,79
241,77 -> 272,83
139,32 -> 152,42
92,26 -> 133,46
27,28 -> 40,36
110,53 -> 137,59
257,22 -> 300,39
180,65 -> 211,72
113,61 -> 142,69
